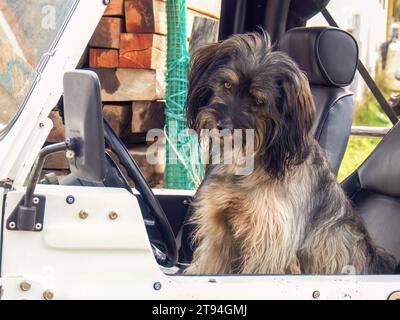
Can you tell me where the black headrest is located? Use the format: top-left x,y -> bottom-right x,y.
279,27 -> 359,87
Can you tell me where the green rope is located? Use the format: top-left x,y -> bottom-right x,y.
165,0 -> 204,189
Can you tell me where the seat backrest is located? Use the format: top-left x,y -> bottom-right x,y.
279,27 -> 359,175
342,122 -> 400,262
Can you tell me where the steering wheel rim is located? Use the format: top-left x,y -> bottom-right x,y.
103,121 -> 178,266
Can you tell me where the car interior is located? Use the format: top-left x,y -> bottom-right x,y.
279,26 -> 358,176
46,0 -> 399,272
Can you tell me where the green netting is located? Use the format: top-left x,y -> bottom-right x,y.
165,0 -> 203,189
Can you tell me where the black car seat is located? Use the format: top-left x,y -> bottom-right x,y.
342,122 -> 400,263
279,27 -> 359,175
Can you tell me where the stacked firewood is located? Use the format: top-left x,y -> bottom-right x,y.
45,0 -> 221,187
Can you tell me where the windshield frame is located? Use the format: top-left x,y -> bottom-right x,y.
0,0 -> 80,140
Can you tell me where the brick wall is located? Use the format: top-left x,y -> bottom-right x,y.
45,0 -> 221,187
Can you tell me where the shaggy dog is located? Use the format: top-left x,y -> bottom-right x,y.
184,32 -> 396,275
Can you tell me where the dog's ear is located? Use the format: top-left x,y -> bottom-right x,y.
280,69 -> 315,136
186,42 -> 221,129
264,56 -> 316,178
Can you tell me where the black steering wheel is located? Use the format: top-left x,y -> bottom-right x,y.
103,121 -> 178,266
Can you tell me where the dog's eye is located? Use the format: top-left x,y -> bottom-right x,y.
224,81 -> 232,89
256,98 -> 265,105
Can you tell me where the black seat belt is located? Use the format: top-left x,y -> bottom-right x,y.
321,8 -> 398,125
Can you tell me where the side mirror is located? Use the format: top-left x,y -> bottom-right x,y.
63,70 -> 106,182
7,70 -> 107,232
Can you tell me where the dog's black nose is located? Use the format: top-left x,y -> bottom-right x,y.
217,121 -> 234,131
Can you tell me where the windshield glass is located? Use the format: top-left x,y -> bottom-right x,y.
0,0 -> 76,130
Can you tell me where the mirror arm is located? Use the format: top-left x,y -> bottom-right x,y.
24,138 -> 77,207
15,138 -> 77,231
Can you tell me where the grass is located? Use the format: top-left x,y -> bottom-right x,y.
337,137 -> 381,182
336,68 -> 391,182
352,70 -> 392,127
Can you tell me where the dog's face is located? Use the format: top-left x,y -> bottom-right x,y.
186,32 -> 316,178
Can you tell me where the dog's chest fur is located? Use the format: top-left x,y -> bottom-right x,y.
189,145 -> 326,274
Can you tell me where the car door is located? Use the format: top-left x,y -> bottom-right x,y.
0,183 -> 173,299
